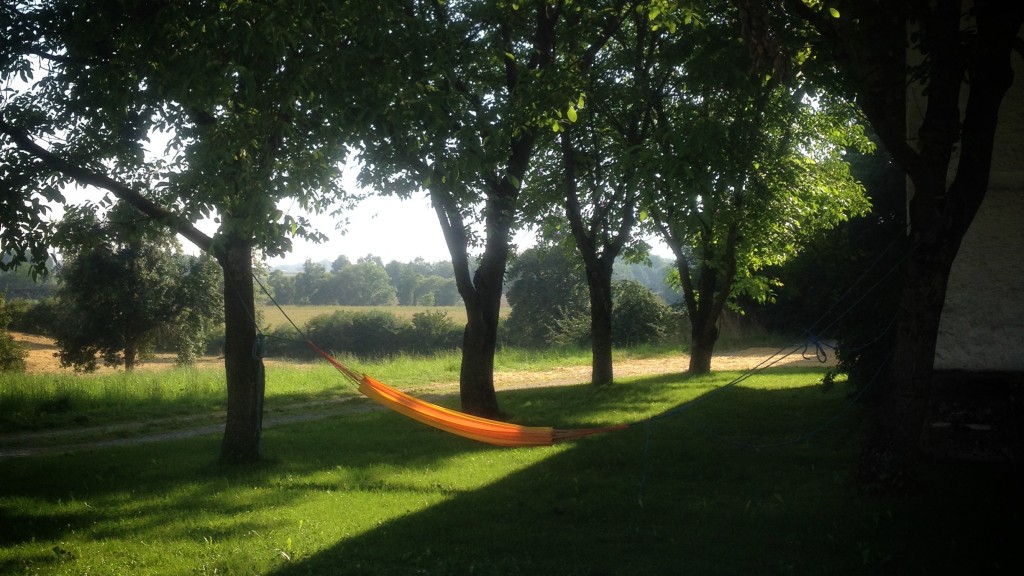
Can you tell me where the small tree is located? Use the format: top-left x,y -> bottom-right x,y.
505,241 -> 589,348
53,203 -> 220,371
166,253 -> 224,365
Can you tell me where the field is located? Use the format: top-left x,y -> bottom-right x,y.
1,336 -> 1020,575
257,304 -> 479,331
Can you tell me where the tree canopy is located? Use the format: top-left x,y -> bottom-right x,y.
52,202 -> 222,371
0,0 -> 383,461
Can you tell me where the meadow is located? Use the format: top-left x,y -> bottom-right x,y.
1,355 -> 1019,575
257,304 -> 482,331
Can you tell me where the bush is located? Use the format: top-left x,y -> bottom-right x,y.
305,310 -> 410,358
611,280 -> 678,346
7,297 -> 61,336
404,310 -> 462,354
0,294 -> 27,372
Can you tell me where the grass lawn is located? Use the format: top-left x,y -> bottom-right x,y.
1,365 -> 1020,575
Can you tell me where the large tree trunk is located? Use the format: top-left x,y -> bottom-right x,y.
124,344 -> 137,371
855,2 -> 1021,489
668,225 -> 738,376
433,185 -> 513,419
458,253 -> 505,419
460,308 -> 502,418
688,318 -> 718,375
585,265 -> 615,386
217,239 -> 265,464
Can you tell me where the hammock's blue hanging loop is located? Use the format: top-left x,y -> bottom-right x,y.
802,332 -> 833,363
252,333 -> 266,360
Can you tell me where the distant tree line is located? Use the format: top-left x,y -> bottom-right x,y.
265,256 -> 459,307
263,252 -> 675,309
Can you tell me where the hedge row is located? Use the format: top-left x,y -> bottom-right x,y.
263,309 -> 463,359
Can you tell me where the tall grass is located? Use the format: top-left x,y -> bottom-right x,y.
1,367 -> 1018,575
0,363 -> 362,433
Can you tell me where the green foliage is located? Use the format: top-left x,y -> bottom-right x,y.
51,204 -> 223,371
304,310 -> 409,358
385,258 -> 459,306
505,243 -> 588,348
269,308 -> 463,360
270,257 -> 454,307
644,2 -> 871,315
0,293 -> 27,372
164,254 -> 225,365
5,297 -> 61,336
405,310 -> 463,354
611,279 -> 678,346
548,280 -> 680,348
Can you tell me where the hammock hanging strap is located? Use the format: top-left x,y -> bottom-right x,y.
309,341 -> 627,447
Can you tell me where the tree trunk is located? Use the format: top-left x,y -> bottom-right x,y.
460,305 -> 502,418
458,251 -> 505,419
688,320 -> 718,375
586,265 -> 615,386
860,235 -> 957,488
124,344 -> 137,371
217,239 -> 265,464
854,3 -> 1021,489
434,184 -> 512,419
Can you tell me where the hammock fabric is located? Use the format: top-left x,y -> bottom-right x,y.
309,341 -> 627,447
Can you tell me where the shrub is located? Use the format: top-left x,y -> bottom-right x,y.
7,297 -> 62,336
611,280 -> 677,346
305,310 -> 410,358
0,294 -> 27,372
404,310 -> 462,354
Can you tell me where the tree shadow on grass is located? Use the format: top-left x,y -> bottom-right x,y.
1,371 -> 1020,575
265,374 -> 1021,576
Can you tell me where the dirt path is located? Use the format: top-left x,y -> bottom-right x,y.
1,333 -> 832,459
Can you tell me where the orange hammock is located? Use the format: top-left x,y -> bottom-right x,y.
309,341 -> 627,447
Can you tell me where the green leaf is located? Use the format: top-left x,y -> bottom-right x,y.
505,52 -> 516,61
828,7 -> 840,18
567,105 -> 578,123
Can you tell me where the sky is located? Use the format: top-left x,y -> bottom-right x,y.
54,153 -> 669,268
60,180 -> 672,269
268,192 -> 484,267
58,178 -> 537,267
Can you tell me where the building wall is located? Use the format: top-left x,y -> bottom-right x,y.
933,40 -> 1024,371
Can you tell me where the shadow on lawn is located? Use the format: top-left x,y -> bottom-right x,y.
261,373 -> 1018,576
2,370 -> 1020,576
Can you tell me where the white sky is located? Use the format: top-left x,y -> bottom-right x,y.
58,178 -> 537,267
268,192 -> 489,266
61,180 -> 670,267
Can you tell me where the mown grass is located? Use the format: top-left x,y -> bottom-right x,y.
1,366 -> 1019,575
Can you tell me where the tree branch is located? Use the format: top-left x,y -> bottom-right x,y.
0,118 -> 214,254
